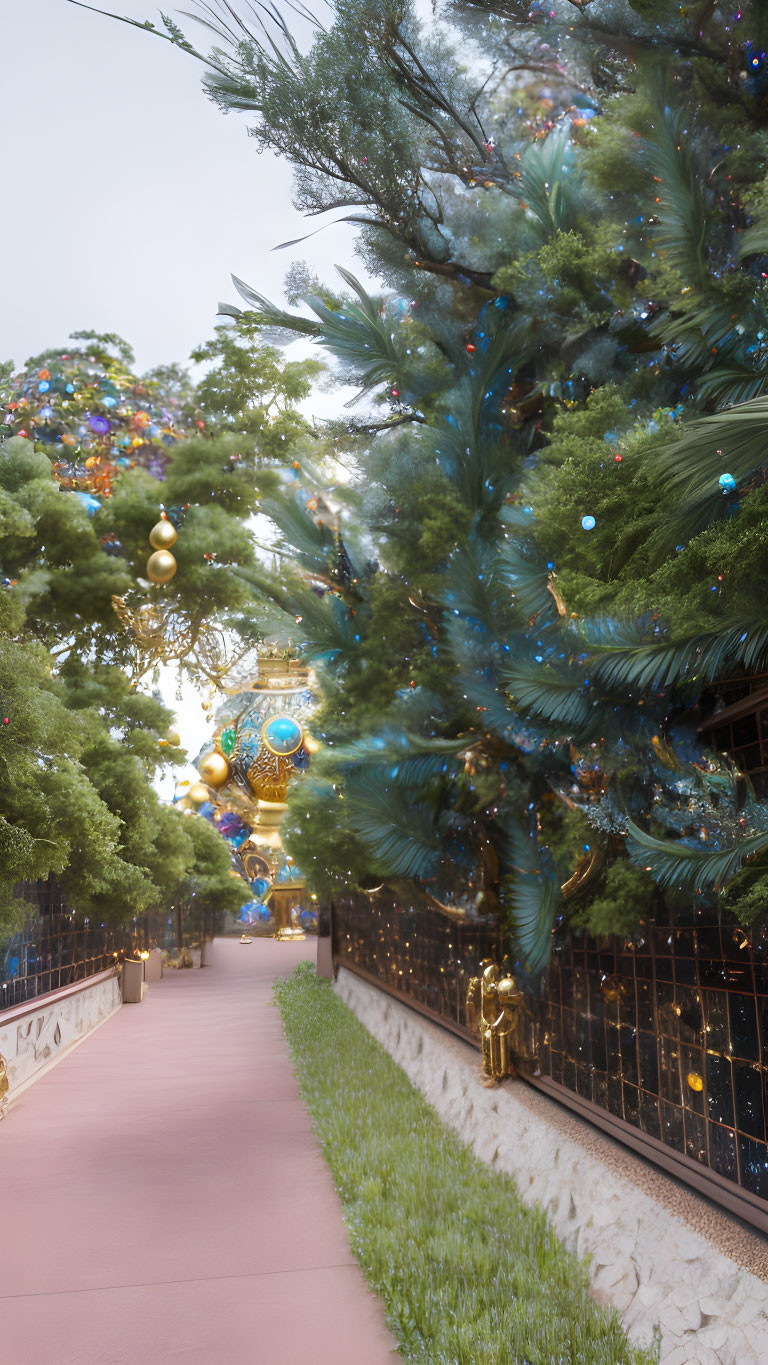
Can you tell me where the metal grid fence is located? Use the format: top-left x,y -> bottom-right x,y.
331,888 -> 768,1222
0,880 -> 132,1011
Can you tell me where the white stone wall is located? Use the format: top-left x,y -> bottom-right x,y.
335,967 -> 768,1365
0,969 -> 122,1105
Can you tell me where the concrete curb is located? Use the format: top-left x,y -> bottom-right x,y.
1,969 -> 122,1109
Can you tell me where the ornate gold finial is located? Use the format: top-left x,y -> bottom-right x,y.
254,651 -> 311,690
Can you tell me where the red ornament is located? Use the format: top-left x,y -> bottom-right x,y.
614,454 -> 623,463
2,718 -> 8,726
466,344 -> 476,353
392,389 -> 399,397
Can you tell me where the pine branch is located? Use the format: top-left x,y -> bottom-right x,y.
650,395 -> 768,552
230,277 -> 322,336
625,819 -> 768,893
505,128 -> 579,241
494,539 -> 555,619
345,778 -> 442,879
259,495 -> 337,572
499,659 -> 594,733
640,100 -> 712,290
499,819 -> 560,973
588,619 -> 768,694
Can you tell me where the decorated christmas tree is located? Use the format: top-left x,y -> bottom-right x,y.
83,0 -> 768,966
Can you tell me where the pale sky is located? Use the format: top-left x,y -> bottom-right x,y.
0,0 -> 368,376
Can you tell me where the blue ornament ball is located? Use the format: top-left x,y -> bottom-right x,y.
262,714 -> 303,756
718,473 -> 736,493
581,515 -> 596,531
74,492 -> 101,516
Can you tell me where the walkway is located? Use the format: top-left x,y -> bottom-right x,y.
0,938 -> 397,1365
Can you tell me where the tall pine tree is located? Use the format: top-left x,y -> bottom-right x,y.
79,0 -> 768,964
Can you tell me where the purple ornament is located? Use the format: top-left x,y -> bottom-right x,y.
88,415 -> 111,435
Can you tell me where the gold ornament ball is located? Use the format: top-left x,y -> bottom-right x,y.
149,519 -> 179,551
167,730 -> 181,747
176,797 -> 191,812
198,751 -> 230,788
497,978 -> 520,1005
146,550 -> 177,585
188,783 -> 210,805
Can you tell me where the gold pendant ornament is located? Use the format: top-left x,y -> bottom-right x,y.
198,751 -> 230,788
146,549 -> 177,584
145,511 -> 180,584
149,518 -> 179,550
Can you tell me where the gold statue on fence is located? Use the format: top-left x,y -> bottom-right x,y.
466,962 -> 525,1082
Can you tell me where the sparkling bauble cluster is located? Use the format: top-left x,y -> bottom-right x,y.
1,343 -> 198,504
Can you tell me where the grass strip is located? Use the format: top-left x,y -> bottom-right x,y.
274,961 -> 659,1365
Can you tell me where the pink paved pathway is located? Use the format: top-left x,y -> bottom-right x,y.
0,938 -> 397,1365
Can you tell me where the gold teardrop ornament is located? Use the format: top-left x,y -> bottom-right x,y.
198,751 -> 230,788
149,519 -> 178,550
146,550 -> 177,584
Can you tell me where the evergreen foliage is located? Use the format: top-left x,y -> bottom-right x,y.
0,322 -> 319,932
80,0 -> 768,962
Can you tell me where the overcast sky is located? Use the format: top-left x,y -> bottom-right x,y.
0,0 -> 368,375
